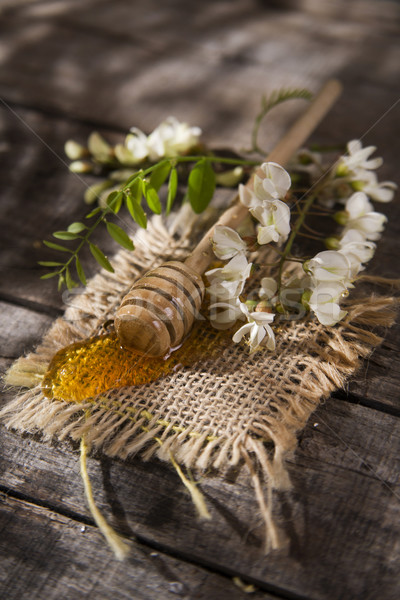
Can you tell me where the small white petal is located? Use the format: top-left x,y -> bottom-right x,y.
309,281 -> 348,326
259,277 -> 278,299
257,225 -> 279,245
347,140 -> 362,154
212,225 -> 247,260
345,192 -> 373,219
259,162 -> 291,198
239,184 -> 259,209
232,322 -> 253,343
308,251 -> 353,285
251,200 -> 291,245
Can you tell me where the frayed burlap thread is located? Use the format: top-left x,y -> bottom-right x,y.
1,214 -> 398,553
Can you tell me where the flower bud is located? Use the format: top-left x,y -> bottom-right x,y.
215,167 -> 244,187
65,140 -> 88,160
245,299 -> 258,310
325,236 -> 340,250
335,163 -> 348,177
334,210 -> 348,226
88,132 -> 112,163
69,160 -> 93,173
301,289 -> 312,310
255,300 -> 271,313
350,180 -> 364,192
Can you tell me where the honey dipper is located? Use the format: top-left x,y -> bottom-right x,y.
115,79 -> 342,356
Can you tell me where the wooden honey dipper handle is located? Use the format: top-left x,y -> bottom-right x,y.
115,80 -> 342,356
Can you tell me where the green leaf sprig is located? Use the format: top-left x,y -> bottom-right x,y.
41,88 -> 312,290
40,155 -> 259,289
250,88 -> 313,155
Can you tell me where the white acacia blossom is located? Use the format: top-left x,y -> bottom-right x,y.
306,250 -> 354,287
208,297 -> 244,329
115,117 -> 201,165
337,139 -> 383,176
211,225 -> 247,260
251,200 -> 291,245
232,303 -> 276,353
344,192 -> 387,241
338,229 -> 376,275
259,277 -> 278,300
206,253 -> 252,301
147,117 -> 201,160
239,162 -> 291,209
355,171 -> 397,203
308,282 -> 347,326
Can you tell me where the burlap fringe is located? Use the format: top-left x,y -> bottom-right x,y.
1,214 -> 398,554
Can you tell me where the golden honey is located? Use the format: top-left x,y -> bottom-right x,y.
42,321 -> 230,403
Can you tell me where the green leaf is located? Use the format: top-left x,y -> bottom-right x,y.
106,221 -> 135,251
143,182 -> 162,214
65,267 -> 77,290
127,176 -> 143,200
166,167 -> 178,214
89,243 -> 114,273
38,261 -> 64,267
251,87 -> 312,154
40,271 -> 59,279
68,222 -> 87,234
125,193 -> 147,229
188,159 -> 216,213
126,170 -> 144,186
75,256 -> 86,286
58,274 -> 65,291
44,240 -> 73,253
85,207 -> 102,219
150,162 -> 171,191
53,231 -> 80,240
106,191 -> 124,213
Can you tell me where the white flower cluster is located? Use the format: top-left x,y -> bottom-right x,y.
336,140 -> 397,203
206,140 -> 395,349
206,162 -> 292,353
239,162 -> 291,245
304,171 -> 390,327
115,117 -> 202,165
284,140 -> 395,327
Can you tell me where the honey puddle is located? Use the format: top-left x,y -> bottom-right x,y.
42,321 -> 231,403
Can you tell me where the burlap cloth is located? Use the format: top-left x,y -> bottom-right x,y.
1,213 -> 397,550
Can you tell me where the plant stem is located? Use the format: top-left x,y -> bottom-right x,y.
58,209 -> 113,279
297,231 -> 324,241
46,153 -> 263,288
277,192 -> 318,289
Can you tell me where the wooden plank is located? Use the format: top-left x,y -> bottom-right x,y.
0,106 -> 133,311
0,1 -> 398,143
343,325 -> 400,415
0,302 -> 53,358
0,398 -> 399,599
0,495 -> 274,600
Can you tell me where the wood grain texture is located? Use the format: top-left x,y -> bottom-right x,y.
0,399 -> 399,600
0,302 -> 53,358
1,0 -> 400,598
0,494 -> 276,600
0,0 -> 398,144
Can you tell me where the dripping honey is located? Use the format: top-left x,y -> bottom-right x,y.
42,321 -> 231,403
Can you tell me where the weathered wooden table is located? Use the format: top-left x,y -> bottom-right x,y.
1,1 -> 399,598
